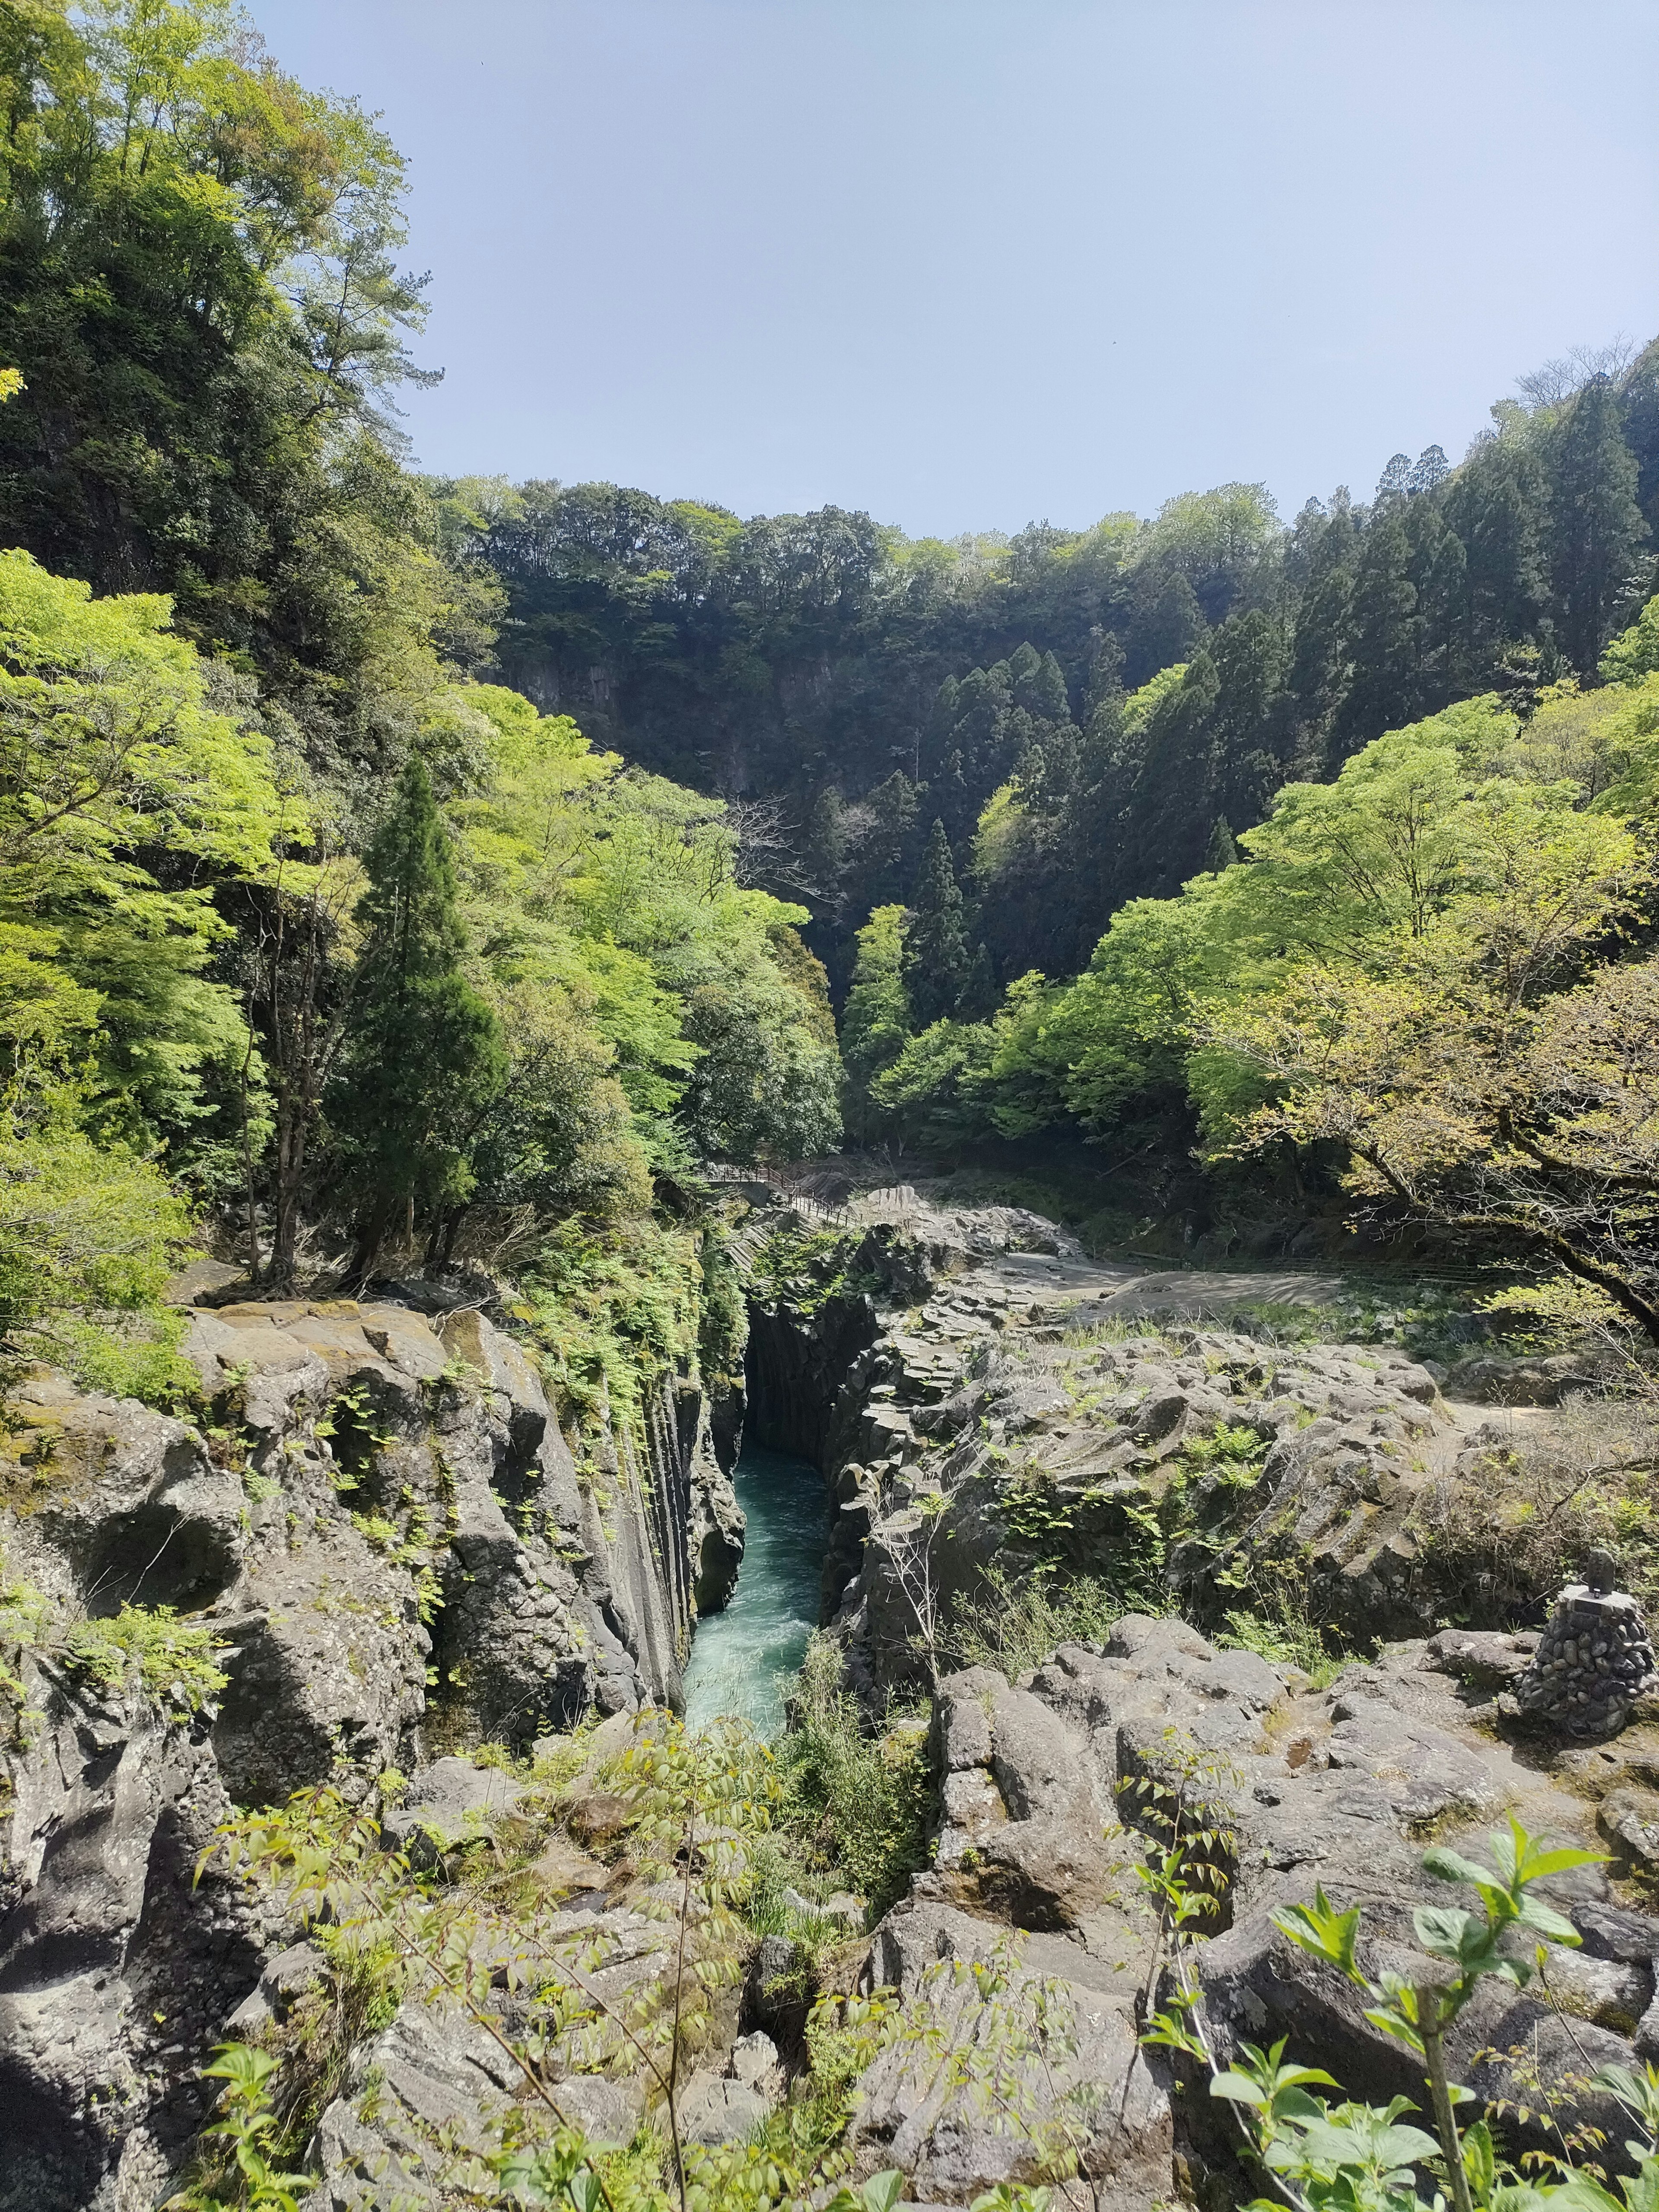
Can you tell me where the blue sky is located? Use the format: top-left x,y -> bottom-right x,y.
251,0 -> 1659,540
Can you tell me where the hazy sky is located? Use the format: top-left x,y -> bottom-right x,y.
250,0 -> 1659,540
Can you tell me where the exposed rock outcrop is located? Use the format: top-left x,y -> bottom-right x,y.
733,1196 -> 1468,1690
283,1608 -> 1659,2212
0,1295 -> 740,2212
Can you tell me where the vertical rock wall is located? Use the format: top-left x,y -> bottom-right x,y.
0,1294 -> 743,2212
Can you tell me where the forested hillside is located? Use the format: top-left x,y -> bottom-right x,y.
467,346 -> 1659,985
0,0 -> 838,1414
458,332 -> 1659,1267
4,0 -> 1657,1365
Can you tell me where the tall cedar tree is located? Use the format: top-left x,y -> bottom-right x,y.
905,820 -> 970,1027
1549,376 -> 1649,669
331,757 -> 505,1276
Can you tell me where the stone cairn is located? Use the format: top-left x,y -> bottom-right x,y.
1514,1554 -> 1659,1737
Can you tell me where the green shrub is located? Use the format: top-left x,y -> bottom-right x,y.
0,1098 -> 195,1321
62,1603 -> 229,1719
774,1634 -> 931,1914
0,1091 -> 202,1411
1216,1601 -> 1346,1688
946,1562 -> 1126,1677
35,1307 -> 203,1414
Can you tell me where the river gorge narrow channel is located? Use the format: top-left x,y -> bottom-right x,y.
681,1440 -> 826,1735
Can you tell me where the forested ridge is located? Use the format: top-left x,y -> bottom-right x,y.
468,348 -> 1658,979
0,0 -> 838,1417
5,0 -> 1659,1390
459,334 -> 1659,1286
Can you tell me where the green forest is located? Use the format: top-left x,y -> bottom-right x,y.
3,0 -> 1659,1397
12,11 -> 1659,2212
0,0 -> 838,1415
451,341 -> 1659,1303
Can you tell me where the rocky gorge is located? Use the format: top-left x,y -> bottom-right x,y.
5,1187 -> 1659,2211
0,1280 -> 741,2209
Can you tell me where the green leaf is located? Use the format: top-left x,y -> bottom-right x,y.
1412,1903 -> 1475,1958
1515,1893 -> 1584,1945
1272,1886 -> 1367,1983
1211,2068 -> 1269,2110
1422,1845 -> 1506,1895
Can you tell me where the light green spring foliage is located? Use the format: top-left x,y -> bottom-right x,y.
944,1563 -> 1122,1679
0,549 -> 296,1150
0,1092 -> 194,1323
61,1603 -> 229,1721
1601,591 -> 1659,686
887,673 -> 1656,1156
0,548 -> 842,1404
0,553 -> 292,1381
454,685 -> 842,1173
1220,1820 -> 1627,2212
773,1632 -> 932,1914
0,1574 -> 226,1726
840,903 -> 912,1134
182,1699 -> 1065,2212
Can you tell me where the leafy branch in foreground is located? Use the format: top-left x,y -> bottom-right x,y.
1201,1817 -> 1659,2212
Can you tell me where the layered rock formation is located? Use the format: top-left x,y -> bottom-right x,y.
8,1188 -> 1659,2211
735,1194 -> 1472,1689
288,1611 -> 1659,2211
0,1293 -> 740,2212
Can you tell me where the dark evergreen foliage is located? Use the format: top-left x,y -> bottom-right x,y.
328,756 -> 505,1272
904,820 -> 970,1027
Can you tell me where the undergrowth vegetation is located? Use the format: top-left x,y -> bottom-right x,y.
945,1561 -> 1123,1677
0,1573 -> 229,1732
168,1705 -> 1077,2212
772,1634 -> 932,1916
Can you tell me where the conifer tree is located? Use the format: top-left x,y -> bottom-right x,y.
1288,498 -> 1357,752
958,941 -> 999,1020
1122,649 -> 1221,898
1338,502 -> 1417,750
904,820 -> 969,1027
1033,649 -> 1071,721
1408,443 -> 1451,495
331,755 -> 505,1278
1211,608 -> 1288,827
1444,435 -> 1548,667
1548,375 -> 1648,669
1624,338 -> 1659,531
1006,642 -> 1046,711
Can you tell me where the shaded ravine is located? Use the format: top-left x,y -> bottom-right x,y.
681,1440 -> 826,1735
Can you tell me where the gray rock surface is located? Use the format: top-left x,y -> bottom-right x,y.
0,1293 -> 741,2211
852,1899 -> 1170,2209
380,1755 -> 527,1864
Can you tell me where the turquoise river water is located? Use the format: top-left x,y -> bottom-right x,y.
681,1441 -> 827,1736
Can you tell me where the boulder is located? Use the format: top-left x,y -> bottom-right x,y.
381,1758 -> 528,1865
1423,1627 -> 1535,1688
679,2071 -> 774,2145
852,1901 -> 1170,2208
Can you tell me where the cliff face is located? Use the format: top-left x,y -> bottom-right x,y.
0,1293 -> 741,2212
733,1193 -> 1538,1697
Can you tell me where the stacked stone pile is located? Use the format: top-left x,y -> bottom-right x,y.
1514,1574 -> 1659,1737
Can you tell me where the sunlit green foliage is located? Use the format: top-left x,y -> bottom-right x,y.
773,1632 -> 932,1913
62,1601 -> 228,1719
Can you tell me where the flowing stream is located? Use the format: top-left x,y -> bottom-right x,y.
681,1440 -> 826,1736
